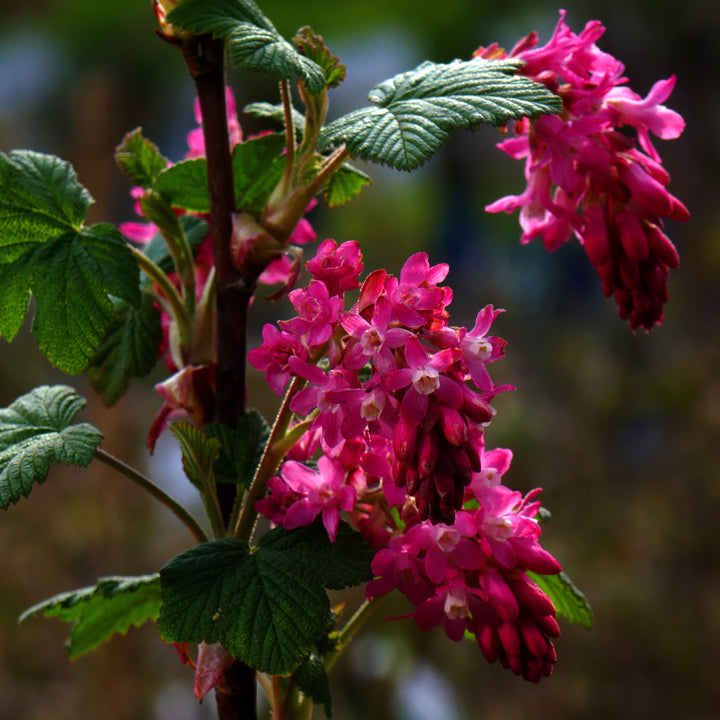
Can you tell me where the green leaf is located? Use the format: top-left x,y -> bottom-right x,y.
19,574 -> 161,660
4,224 -> 141,373
204,408 -> 270,487
159,537 -> 330,675
527,570 -> 593,629
294,26 -> 346,89
169,421 -> 221,493
0,149 -> 141,372
85,293 -> 163,406
115,128 -> 169,189
232,134 -> 286,213
318,57 -> 562,170
154,158 -> 210,214
0,385 -> 102,509
258,519 -> 374,591
142,215 -> 208,278
293,654 -> 332,717
167,0 -> 326,93
243,102 -> 306,138
323,162 -> 372,208
0,150 -> 92,262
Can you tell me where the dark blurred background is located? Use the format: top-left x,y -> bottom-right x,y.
0,0 -> 718,718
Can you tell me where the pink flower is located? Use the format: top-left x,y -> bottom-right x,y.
257,456 -> 356,541
306,239 -> 364,297
481,11 -> 688,330
280,280 -> 343,348
248,324 -> 307,396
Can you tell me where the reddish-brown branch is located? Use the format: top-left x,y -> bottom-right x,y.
179,33 -> 257,720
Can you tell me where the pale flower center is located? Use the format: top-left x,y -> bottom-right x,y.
411,366 -> 440,395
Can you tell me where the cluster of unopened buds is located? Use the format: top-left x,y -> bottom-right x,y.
250,244 -> 562,682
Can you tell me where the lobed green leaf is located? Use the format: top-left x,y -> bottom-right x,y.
86,294 -> 163,406
527,570 -> 593,629
318,57 -> 562,170
159,537 -> 329,675
159,521 -> 373,675
0,149 -> 141,373
19,574 -> 161,659
258,519 -> 374,591
0,150 -> 91,261
167,0 -> 326,93
0,385 -> 102,509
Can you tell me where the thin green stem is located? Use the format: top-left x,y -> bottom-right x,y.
95,448 -> 208,544
231,375 -> 306,541
305,144 -> 350,197
279,79 -> 296,194
131,246 -> 194,362
324,598 -> 378,673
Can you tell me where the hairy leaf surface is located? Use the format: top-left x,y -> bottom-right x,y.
167,0 -> 325,93
318,58 -> 561,170
0,151 -> 140,372
159,521 -> 372,675
0,385 -> 102,509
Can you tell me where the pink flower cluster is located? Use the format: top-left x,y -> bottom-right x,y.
250,241 -> 562,680
367,448 -> 561,683
480,11 -> 688,331
250,242 -> 509,526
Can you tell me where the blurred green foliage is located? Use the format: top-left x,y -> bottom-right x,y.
1,0 -> 718,718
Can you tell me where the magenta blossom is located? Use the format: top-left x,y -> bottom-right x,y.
256,456 -> 356,541
480,11 -> 688,330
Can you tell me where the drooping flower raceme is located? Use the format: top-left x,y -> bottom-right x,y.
480,11 -> 688,331
250,242 -> 562,681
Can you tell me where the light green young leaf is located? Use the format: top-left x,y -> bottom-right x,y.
86,294 -> 163,406
232,134 -> 286,213
324,162 -> 372,208
154,158 -> 210,214
167,0 -> 326,93
19,574 -> 161,660
115,128 -> 169,189
318,57 -> 562,170
0,385 -> 102,509
527,570 -> 593,629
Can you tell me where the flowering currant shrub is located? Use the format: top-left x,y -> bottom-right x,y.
0,1 -> 684,718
